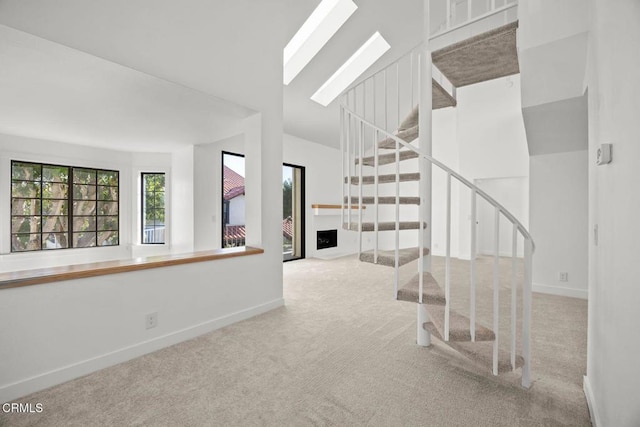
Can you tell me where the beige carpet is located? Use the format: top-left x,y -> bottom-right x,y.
433,22 -> 520,88
0,255 -> 590,426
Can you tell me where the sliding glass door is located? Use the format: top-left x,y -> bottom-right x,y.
283,163 -> 305,261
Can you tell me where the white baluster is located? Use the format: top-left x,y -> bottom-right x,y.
384,70 -> 388,133
374,129 -> 379,263
511,224 -> 517,371
394,63 -> 400,298
410,52 -> 414,111
340,106 -> 345,229
492,206 -> 500,376
445,172 -> 451,341
347,112 -> 352,229
358,121 -> 364,255
396,62 -> 400,132
394,135 -> 400,298
522,238 -> 533,388
470,189 -> 477,341
418,52 -> 424,305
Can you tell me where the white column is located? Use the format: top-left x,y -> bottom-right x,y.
244,113 -> 263,248
417,303 -> 431,346
420,0 -> 433,272
417,0 -> 433,346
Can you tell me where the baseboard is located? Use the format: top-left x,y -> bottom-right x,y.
312,251 -> 354,260
0,298 -> 284,403
430,249 -> 460,258
533,282 -> 588,299
583,375 -> 602,427
477,250 -> 524,258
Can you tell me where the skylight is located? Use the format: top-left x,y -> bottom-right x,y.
311,31 -> 390,107
283,0 -> 357,85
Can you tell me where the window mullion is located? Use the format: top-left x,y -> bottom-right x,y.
68,167 -> 73,248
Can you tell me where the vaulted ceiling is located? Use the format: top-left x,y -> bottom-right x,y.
0,0 -> 425,151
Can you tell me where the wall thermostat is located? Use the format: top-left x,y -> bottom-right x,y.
596,143 -> 612,165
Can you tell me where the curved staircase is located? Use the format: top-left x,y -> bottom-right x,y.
338,18 -> 534,388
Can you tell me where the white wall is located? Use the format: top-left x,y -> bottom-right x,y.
518,0 -> 589,51
0,134 -> 195,268
1,134 -> 136,271
476,176 -> 528,258
194,132 -> 358,259
0,133 -> 286,403
431,107 -> 461,257
170,145 -> 195,254
584,1 -> 640,426
0,0 -> 287,402
283,133 -> 360,259
530,150 -> 588,299
130,152 -> 173,259
384,75 -> 530,261
0,252 -> 281,403
193,133 -> 245,251
452,76 -> 530,260
228,196 -> 245,226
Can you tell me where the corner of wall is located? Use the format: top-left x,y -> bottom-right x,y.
583,375 -> 601,427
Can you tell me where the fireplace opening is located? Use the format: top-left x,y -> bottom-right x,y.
317,229 -> 337,250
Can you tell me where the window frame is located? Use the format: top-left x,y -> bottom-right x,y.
10,160 -> 120,253
221,151 -> 246,248
140,172 -> 166,245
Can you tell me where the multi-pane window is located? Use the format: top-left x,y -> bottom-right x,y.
141,173 -> 165,244
10,161 -> 119,252
72,168 -> 119,248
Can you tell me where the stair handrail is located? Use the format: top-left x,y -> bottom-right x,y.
342,42 -> 455,111
338,0 -> 532,389
340,106 -> 535,251
341,102 -> 534,388
431,0 -> 518,40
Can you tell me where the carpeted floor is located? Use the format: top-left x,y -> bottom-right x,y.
0,255 -> 590,426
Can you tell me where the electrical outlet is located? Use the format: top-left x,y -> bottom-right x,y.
145,312 -> 158,329
558,272 -> 568,282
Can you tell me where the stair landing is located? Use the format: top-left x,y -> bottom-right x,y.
432,21 -> 519,88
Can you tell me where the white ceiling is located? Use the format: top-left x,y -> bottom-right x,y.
0,0 -> 424,151
283,0 -> 423,148
0,25 -> 252,152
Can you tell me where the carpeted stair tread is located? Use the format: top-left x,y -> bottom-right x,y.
378,126 -> 419,149
378,106 -> 419,149
345,173 -> 420,185
427,327 -> 524,374
375,82 -> 457,148
432,21 -> 519,88
424,304 -> 495,342
344,196 -> 420,205
343,221 -> 427,232
397,272 -> 445,306
359,247 -> 429,268
356,150 -> 419,166
452,341 -> 524,374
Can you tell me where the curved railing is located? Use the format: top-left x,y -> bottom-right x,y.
338,43 -> 533,388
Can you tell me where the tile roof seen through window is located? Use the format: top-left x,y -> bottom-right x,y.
223,165 -> 245,200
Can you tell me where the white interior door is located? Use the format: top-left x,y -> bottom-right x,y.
476,176 -> 528,257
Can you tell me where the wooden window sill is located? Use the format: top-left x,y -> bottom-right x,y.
0,246 -> 264,290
